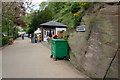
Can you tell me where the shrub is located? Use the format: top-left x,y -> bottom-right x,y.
79,2 -> 90,10
2,36 -> 9,46
73,10 -> 85,27
9,36 -> 13,39
2,36 -> 13,46
0,38 -> 2,47
71,3 -> 81,13
13,33 -> 18,40
71,2 -> 90,14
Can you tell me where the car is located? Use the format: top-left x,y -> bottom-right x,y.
2,33 -> 7,37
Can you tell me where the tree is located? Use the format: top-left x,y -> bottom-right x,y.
2,2 -> 25,35
47,2 -> 66,13
2,2 -> 33,35
29,5 -> 54,33
24,2 -> 68,34
39,2 -> 48,11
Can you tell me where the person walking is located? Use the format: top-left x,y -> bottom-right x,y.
22,34 -> 24,40
31,33 -> 34,43
35,34 -> 37,43
37,34 -> 40,43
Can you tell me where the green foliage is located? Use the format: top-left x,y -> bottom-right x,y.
2,16 -> 15,35
12,28 -> 19,40
26,27 -> 30,34
48,2 -> 66,13
2,37 -> 9,46
2,2 -> 27,35
2,36 -> 13,46
81,2 -> 91,10
26,27 -> 34,34
9,36 -> 14,39
29,5 -> 54,32
53,3 -> 74,26
27,2 -> 91,36
73,10 -> 85,27
53,2 -> 90,28
71,3 -> 81,13
0,38 -> 2,47
14,33 -> 19,40
22,13 -> 34,27
39,2 -> 48,10
14,33 -> 18,40
2,25 -> 9,34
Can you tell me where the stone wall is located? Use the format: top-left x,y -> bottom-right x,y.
68,3 -> 119,78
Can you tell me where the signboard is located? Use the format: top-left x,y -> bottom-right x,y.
76,25 -> 86,32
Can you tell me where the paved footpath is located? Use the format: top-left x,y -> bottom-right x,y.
2,37 -> 88,78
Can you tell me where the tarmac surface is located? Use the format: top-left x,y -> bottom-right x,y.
2,37 -> 88,78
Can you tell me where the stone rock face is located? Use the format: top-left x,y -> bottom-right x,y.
105,53 -> 118,78
68,4 -> 119,78
83,5 -> 118,78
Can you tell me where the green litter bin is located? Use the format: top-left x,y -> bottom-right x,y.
50,39 -> 68,60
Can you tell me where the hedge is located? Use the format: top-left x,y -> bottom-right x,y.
0,38 -> 2,47
2,36 -> 13,46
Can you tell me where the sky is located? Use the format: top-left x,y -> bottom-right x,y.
32,0 -> 47,10
25,0 -> 47,13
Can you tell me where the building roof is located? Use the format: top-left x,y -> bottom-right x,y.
39,21 -> 67,28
